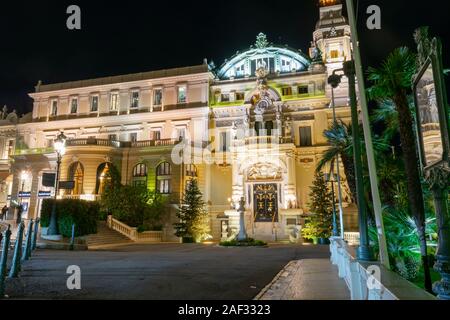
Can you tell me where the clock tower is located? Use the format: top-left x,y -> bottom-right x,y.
311,0 -> 352,103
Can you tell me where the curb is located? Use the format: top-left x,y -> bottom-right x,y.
253,260 -> 296,300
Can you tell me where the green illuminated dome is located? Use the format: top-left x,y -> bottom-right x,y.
216,33 -> 311,80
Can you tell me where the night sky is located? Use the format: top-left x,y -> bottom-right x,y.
1,0 -> 449,116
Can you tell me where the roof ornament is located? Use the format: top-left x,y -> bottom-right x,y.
35,80 -> 42,93
255,33 -> 269,49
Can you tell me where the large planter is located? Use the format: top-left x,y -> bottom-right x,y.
312,237 -> 319,245
318,238 -> 331,245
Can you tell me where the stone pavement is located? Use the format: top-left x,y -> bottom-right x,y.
4,243 -> 333,300
255,259 -> 350,300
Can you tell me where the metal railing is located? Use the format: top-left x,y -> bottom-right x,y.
1,219 -> 40,299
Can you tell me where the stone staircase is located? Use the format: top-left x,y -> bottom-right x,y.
84,221 -> 134,249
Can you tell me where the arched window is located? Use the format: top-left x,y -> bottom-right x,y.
68,162 -> 84,195
185,164 -> 197,177
132,163 -> 148,188
96,162 -> 112,195
156,162 -> 171,194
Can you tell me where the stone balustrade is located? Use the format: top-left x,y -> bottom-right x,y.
343,232 -> 360,245
106,215 -> 163,243
330,237 -> 436,300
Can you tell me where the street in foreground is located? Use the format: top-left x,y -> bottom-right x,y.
6,244 -> 331,300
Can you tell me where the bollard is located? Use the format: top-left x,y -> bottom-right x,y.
9,222 -> 24,278
22,220 -> 33,261
69,224 -> 75,251
0,225 -> 12,298
31,218 -> 40,251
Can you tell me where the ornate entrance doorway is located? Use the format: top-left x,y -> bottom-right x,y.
253,184 -> 278,222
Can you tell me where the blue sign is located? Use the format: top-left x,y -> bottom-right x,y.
38,191 -> 52,198
18,191 -> 31,198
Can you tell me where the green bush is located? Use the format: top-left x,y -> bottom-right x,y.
40,199 -> 100,237
220,238 -> 267,247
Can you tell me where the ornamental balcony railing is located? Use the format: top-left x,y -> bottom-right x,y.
65,138 -> 180,149
244,136 -> 292,145
131,138 -> 179,148
66,138 -> 121,148
14,147 -> 54,156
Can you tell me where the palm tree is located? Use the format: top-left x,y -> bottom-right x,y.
318,120 -> 389,206
317,120 -> 357,204
367,47 -> 432,292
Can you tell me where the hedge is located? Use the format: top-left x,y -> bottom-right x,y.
40,199 -> 100,237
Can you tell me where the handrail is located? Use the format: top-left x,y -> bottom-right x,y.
106,216 -> 163,242
107,216 -> 137,240
329,237 -> 436,300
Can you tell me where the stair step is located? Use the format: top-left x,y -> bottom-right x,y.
85,222 -> 134,248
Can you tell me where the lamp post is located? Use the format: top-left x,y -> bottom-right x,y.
326,172 -> 339,238
47,132 -> 66,238
343,61 -> 374,262
329,85 -> 345,238
345,0 -> 390,269
17,171 -> 29,223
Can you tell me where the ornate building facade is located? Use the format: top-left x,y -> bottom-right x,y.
0,1 -> 355,241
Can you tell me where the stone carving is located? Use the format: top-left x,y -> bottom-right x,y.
247,163 -> 283,181
255,33 -> 269,49
414,26 -> 432,68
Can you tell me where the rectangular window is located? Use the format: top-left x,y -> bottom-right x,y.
130,133 -> 138,142
46,139 -> 54,148
130,91 -> 139,109
282,87 -> 292,96
177,87 -> 187,104
7,140 -> 15,157
70,98 -> 78,114
298,86 -> 309,95
281,59 -> 291,72
176,128 -> 186,141
51,100 -> 58,116
151,130 -> 161,141
157,179 -> 171,194
220,131 -> 228,152
154,89 -> 163,106
221,94 -> 230,102
110,93 -> 119,111
299,126 -> 313,147
235,92 -> 245,101
108,134 -> 117,141
330,50 -> 339,59
91,96 -> 99,112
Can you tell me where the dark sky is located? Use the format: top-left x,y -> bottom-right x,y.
1,0 -> 449,115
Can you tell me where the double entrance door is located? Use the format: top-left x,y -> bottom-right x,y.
253,183 -> 278,223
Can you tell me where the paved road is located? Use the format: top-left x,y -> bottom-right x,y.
5,243 -> 331,300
